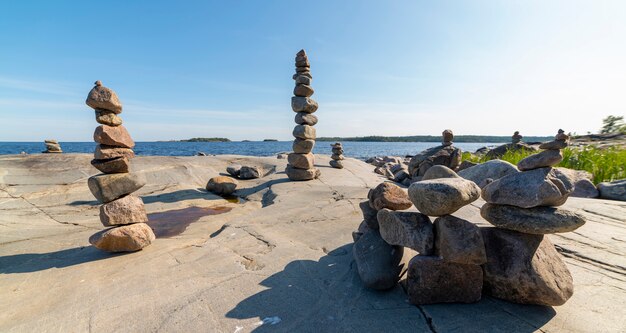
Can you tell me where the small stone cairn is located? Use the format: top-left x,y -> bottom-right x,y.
352,136 -> 585,305
286,49 -> 320,181
329,142 -> 344,169
43,139 -> 62,153
85,81 -> 155,253
511,130 -> 523,143
407,129 -> 462,182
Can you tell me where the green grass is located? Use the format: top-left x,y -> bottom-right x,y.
462,146 -> 626,184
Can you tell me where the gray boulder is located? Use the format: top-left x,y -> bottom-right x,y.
226,164 -> 242,177
353,229 -> 406,290
421,165 -> 459,180
517,149 -> 563,171
359,200 -> 379,229
556,167 -> 599,198
239,166 -> 262,179
597,179 -> 626,201
481,203 -> 586,234
434,215 -> 486,265
377,209 -> 433,254
408,178 -> 481,216
458,159 -> 519,187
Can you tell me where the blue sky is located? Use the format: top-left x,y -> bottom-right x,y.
1,0 -> 625,141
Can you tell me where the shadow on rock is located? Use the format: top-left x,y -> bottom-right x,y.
0,246 -> 116,274
142,188 -> 221,204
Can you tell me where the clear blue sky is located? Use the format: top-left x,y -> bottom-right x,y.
1,0 -> 625,141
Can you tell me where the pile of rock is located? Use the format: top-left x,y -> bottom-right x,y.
485,130 -> 537,159
287,49 -> 320,181
43,139 -> 62,153
407,129 -> 462,182
329,142 -> 344,169
226,164 -> 263,180
85,81 -> 154,253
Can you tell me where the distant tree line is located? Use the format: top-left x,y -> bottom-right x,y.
317,135 -> 553,143
179,137 -> 231,142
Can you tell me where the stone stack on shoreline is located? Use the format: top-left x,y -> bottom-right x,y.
287,49 -> 320,181
43,139 -> 62,153
329,142 -> 344,169
85,81 -> 155,253
407,129 -> 462,183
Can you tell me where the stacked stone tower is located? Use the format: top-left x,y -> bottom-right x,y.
286,49 -> 320,181
329,142 -> 344,169
85,81 -> 155,252
43,139 -> 62,153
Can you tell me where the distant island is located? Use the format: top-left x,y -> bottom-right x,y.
178,137 -> 231,142
317,135 -> 553,143
263,139 -> 278,142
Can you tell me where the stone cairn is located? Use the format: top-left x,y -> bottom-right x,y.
85,81 -> 155,253
352,135 -> 585,305
406,129 -> 462,182
511,130 -> 523,144
286,49 -> 320,181
329,142 -> 344,169
43,139 -> 62,153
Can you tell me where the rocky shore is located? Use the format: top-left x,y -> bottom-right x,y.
1,154 -> 625,332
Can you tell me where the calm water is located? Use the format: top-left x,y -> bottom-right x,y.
0,141 -> 499,160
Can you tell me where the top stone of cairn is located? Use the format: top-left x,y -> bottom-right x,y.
86,80 -> 123,114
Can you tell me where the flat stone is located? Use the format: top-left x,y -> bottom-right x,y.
359,200 -> 379,229
377,209 -> 433,254
481,227 -> 574,306
206,176 -> 238,195
353,229 -> 405,290
330,154 -> 344,161
368,182 -> 412,211
295,59 -> 310,67
99,195 -> 148,227
292,72 -> 312,80
481,167 -> 574,208
89,223 -> 155,253
294,112 -> 318,126
44,139 -> 58,144
597,179 -> 626,201
93,125 -> 135,149
226,164 -> 242,177
329,160 -> 343,169
293,125 -> 316,140
94,145 -> 135,160
408,178 -> 481,216
291,97 -> 318,113
458,160 -> 519,188
288,153 -> 315,169
539,140 -> 568,150
295,66 -> 310,73
406,256 -> 482,305
433,215 -> 486,265
421,165 -> 459,180
95,109 -> 123,126
88,173 -> 146,203
294,85 -> 314,97
294,75 -> 311,85
90,157 -> 130,174
480,203 -> 586,234
293,138 -> 315,154
517,149 -> 563,171
86,83 -> 122,113
285,165 -> 320,181
239,166 -> 262,180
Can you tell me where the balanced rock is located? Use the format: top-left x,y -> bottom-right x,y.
288,153 -> 315,169
88,173 -> 147,203
482,167 -> 574,208
458,159 -> 519,187
294,85 -> 314,97
95,109 -> 123,126
368,182 -> 412,211
434,215 -> 486,265
408,178 -> 481,216
421,165 -> 459,180
359,200 -> 379,229
406,256 -> 483,305
94,145 -> 135,160
291,97 -> 318,113
377,209 -> 433,254
206,176 -> 238,195
99,195 -> 148,227
512,131 -> 523,144
86,81 -> 122,114
481,227 -> 574,306
91,157 -> 130,174
285,165 -> 320,181
93,125 -> 135,148
353,229 -> 405,290
597,179 -> 626,201
295,112 -> 318,126
480,203 -> 586,234
517,149 -> 563,171
293,125 -> 316,140
293,138 -> 315,154
89,223 -> 155,252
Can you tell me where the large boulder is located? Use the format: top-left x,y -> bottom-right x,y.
597,179 -> 626,201
88,173 -> 146,203
408,145 -> 462,178
353,229 -> 406,290
99,195 -> 148,227
89,223 -> 155,252
206,176 -> 238,195
408,178 -> 481,216
458,160 -> 519,187
517,149 -> 563,171
406,256 -> 483,305
480,203 -> 586,234
482,167 -> 574,208
368,182 -> 412,211
434,215 -> 486,265
93,125 -> 135,149
377,209 -> 433,254
86,81 -> 122,113
480,227 -> 574,306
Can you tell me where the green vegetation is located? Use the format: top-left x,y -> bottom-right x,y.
317,135 -> 552,143
463,146 -> 626,184
180,137 -> 231,142
600,115 -> 626,134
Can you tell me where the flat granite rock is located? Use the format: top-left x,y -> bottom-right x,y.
480,203 -> 586,234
